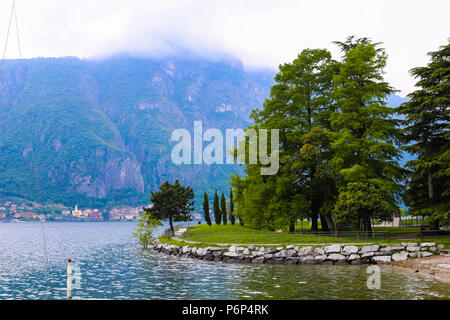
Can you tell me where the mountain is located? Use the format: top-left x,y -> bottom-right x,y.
0,55 -> 273,207
0,55 -> 410,208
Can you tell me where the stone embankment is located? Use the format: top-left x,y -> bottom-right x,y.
150,241 -> 443,265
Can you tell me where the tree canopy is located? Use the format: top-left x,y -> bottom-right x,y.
397,42 -> 450,227
230,37 -> 412,232
144,179 -> 194,234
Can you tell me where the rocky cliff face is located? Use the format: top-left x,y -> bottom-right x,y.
0,55 -> 273,206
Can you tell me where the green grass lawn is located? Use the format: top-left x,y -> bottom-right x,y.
179,223 -> 449,248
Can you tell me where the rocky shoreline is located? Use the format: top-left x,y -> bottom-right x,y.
150,240 -> 443,265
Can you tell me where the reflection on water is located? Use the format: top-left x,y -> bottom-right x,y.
0,222 -> 448,300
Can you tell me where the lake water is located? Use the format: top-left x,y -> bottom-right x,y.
0,222 -> 448,300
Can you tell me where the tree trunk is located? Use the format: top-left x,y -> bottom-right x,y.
320,213 -> 329,232
433,219 -> 440,230
367,218 -> 372,234
169,218 -> 174,235
428,168 -> 434,199
311,212 -> 318,232
289,219 -> 295,233
428,168 -> 440,229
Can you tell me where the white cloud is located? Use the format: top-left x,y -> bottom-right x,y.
0,0 -> 449,96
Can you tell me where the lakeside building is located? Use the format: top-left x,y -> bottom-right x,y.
72,205 -> 84,218
109,206 -> 142,221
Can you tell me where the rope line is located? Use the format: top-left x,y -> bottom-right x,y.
1,0 -> 55,299
0,0 -> 14,83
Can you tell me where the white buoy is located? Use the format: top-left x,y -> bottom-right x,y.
67,258 -> 72,299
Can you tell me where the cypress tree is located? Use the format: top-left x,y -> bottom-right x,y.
229,189 -> 235,225
203,192 -> 211,226
213,190 -> 221,225
221,192 -> 227,225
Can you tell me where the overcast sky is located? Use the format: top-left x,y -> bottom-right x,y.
0,0 -> 449,96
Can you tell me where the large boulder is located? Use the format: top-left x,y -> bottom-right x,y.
347,254 -> 360,261
417,251 -> 433,258
375,250 -> 391,256
224,252 -> 241,258
362,252 -> 375,258
197,248 -> 207,256
372,256 -> 391,263
314,255 -> 327,263
383,245 -> 404,251
402,242 -> 418,247
324,244 -> 341,254
343,246 -> 359,254
300,256 -> 316,264
274,250 -> 287,258
265,247 -> 277,254
407,246 -> 420,252
298,246 -> 315,256
286,249 -> 297,257
359,245 -> 379,254
252,256 -> 265,264
285,257 -> 299,264
420,242 -> 435,247
392,251 -> 408,261
314,247 -> 325,255
327,253 -> 347,262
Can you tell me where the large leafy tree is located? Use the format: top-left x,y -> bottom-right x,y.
203,192 -> 211,226
232,48 -> 337,231
289,127 -> 337,231
397,42 -> 450,228
144,179 -> 194,234
329,37 -> 403,222
333,182 -> 398,232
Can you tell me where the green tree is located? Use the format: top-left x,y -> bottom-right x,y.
233,48 -> 337,231
229,189 -> 235,225
333,182 -> 398,232
289,127 -> 337,231
397,42 -> 450,228
143,179 -> 194,234
329,37 -> 403,212
213,189 -> 221,225
133,212 -> 162,248
203,192 -> 212,226
221,192 -> 227,225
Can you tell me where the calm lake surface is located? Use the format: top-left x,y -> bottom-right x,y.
0,222 -> 448,300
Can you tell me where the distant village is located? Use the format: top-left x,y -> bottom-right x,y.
0,200 -> 144,222
0,200 -> 203,222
